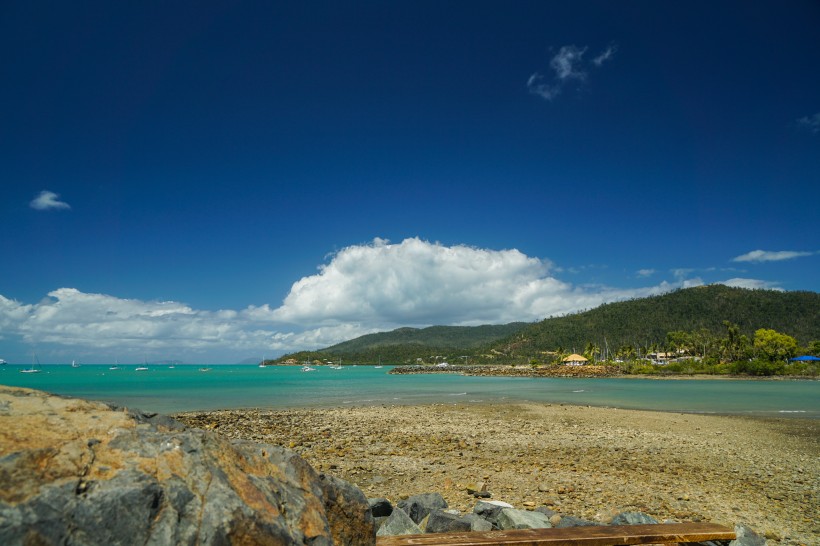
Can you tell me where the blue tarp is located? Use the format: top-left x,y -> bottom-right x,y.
789,355 -> 820,361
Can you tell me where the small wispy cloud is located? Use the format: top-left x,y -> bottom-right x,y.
671,268 -> 695,280
732,250 -> 815,263
592,43 -> 617,66
30,190 -> 71,211
528,43 -> 616,101
636,268 -> 655,278
550,45 -> 588,80
796,112 -> 820,134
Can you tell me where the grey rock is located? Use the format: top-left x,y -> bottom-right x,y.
555,515 -> 598,528
730,523 -> 767,546
472,499 -> 513,528
610,511 -> 659,525
424,510 -> 473,534
534,506 -> 559,518
0,386 -> 375,546
462,513 -> 493,532
495,507 -> 552,530
368,497 -> 394,518
397,492 -> 448,524
319,473 -> 376,545
376,506 -> 423,536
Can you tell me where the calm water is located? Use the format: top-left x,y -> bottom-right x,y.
1,364 -> 818,417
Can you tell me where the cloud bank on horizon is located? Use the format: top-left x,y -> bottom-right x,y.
0,238 -> 797,363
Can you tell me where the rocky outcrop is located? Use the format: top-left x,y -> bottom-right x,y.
0,386 -> 375,545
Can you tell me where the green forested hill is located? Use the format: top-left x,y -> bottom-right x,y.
276,323 -> 528,364
490,285 -> 820,356
275,286 -> 819,364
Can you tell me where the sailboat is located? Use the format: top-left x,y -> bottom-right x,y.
21,354 -> 42,374
135,358 -> 148,372
109,359 -> 120,370
71,359 -> 81,368
301,359 -> 316,372
374,356 -> 383,369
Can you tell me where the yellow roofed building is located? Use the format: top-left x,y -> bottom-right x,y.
562,354 -> 588,366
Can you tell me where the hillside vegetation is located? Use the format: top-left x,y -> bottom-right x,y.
278,323 -> 527,364
274,286 -> 819,367
492,285 -> 820,357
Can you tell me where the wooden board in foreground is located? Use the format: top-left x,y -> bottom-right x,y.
375,522 -> 736,546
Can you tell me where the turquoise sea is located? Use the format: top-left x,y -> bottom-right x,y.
1,364 -> 818,418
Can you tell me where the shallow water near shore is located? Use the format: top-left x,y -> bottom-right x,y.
2,364 -> 818,417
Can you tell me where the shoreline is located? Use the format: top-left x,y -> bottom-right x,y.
387,364 -> 818,381
175,402 -> 819,545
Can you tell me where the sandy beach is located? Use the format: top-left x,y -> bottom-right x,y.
175,403 -> 819,545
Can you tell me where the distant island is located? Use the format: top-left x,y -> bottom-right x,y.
271,285 -> 819,378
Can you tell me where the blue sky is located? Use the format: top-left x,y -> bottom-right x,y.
2,1 -> 818,364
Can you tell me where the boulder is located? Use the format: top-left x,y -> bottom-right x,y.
495,507 -> 552,530
376,506 -> 422,536
396,492 -> 447,524
534,506 -> 559,518
610,511 -> 659,525
318,473 -> 376,545
368,497 -> 393,517
555,515 -> 598,528
0,386 -> 375,546
730,523 -> 767,546
424,510 -> 473,534
462,513 -> 493,532
473,499 -> 513,529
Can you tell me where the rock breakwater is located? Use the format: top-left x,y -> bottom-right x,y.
389,364 -> 620,377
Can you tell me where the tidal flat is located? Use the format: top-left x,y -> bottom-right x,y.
175,402 -> 819,546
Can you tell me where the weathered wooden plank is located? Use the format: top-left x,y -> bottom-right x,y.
375,522 -> 735,546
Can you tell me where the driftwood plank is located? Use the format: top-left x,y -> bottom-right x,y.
375,522 -> 736,546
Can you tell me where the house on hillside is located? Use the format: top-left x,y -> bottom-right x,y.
563,354 -> 588,366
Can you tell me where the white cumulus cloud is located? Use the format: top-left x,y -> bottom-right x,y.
30,190 -> 71,210
0,238 -> 735,362
732,250 -> 815,263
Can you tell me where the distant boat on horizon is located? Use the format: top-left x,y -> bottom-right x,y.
135,356 -> 149,371
21,354 -> 42,374
71,359 -> 81,368
301,360 -> 316,372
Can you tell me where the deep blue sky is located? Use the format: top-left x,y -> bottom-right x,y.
1,1 -> 818,363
